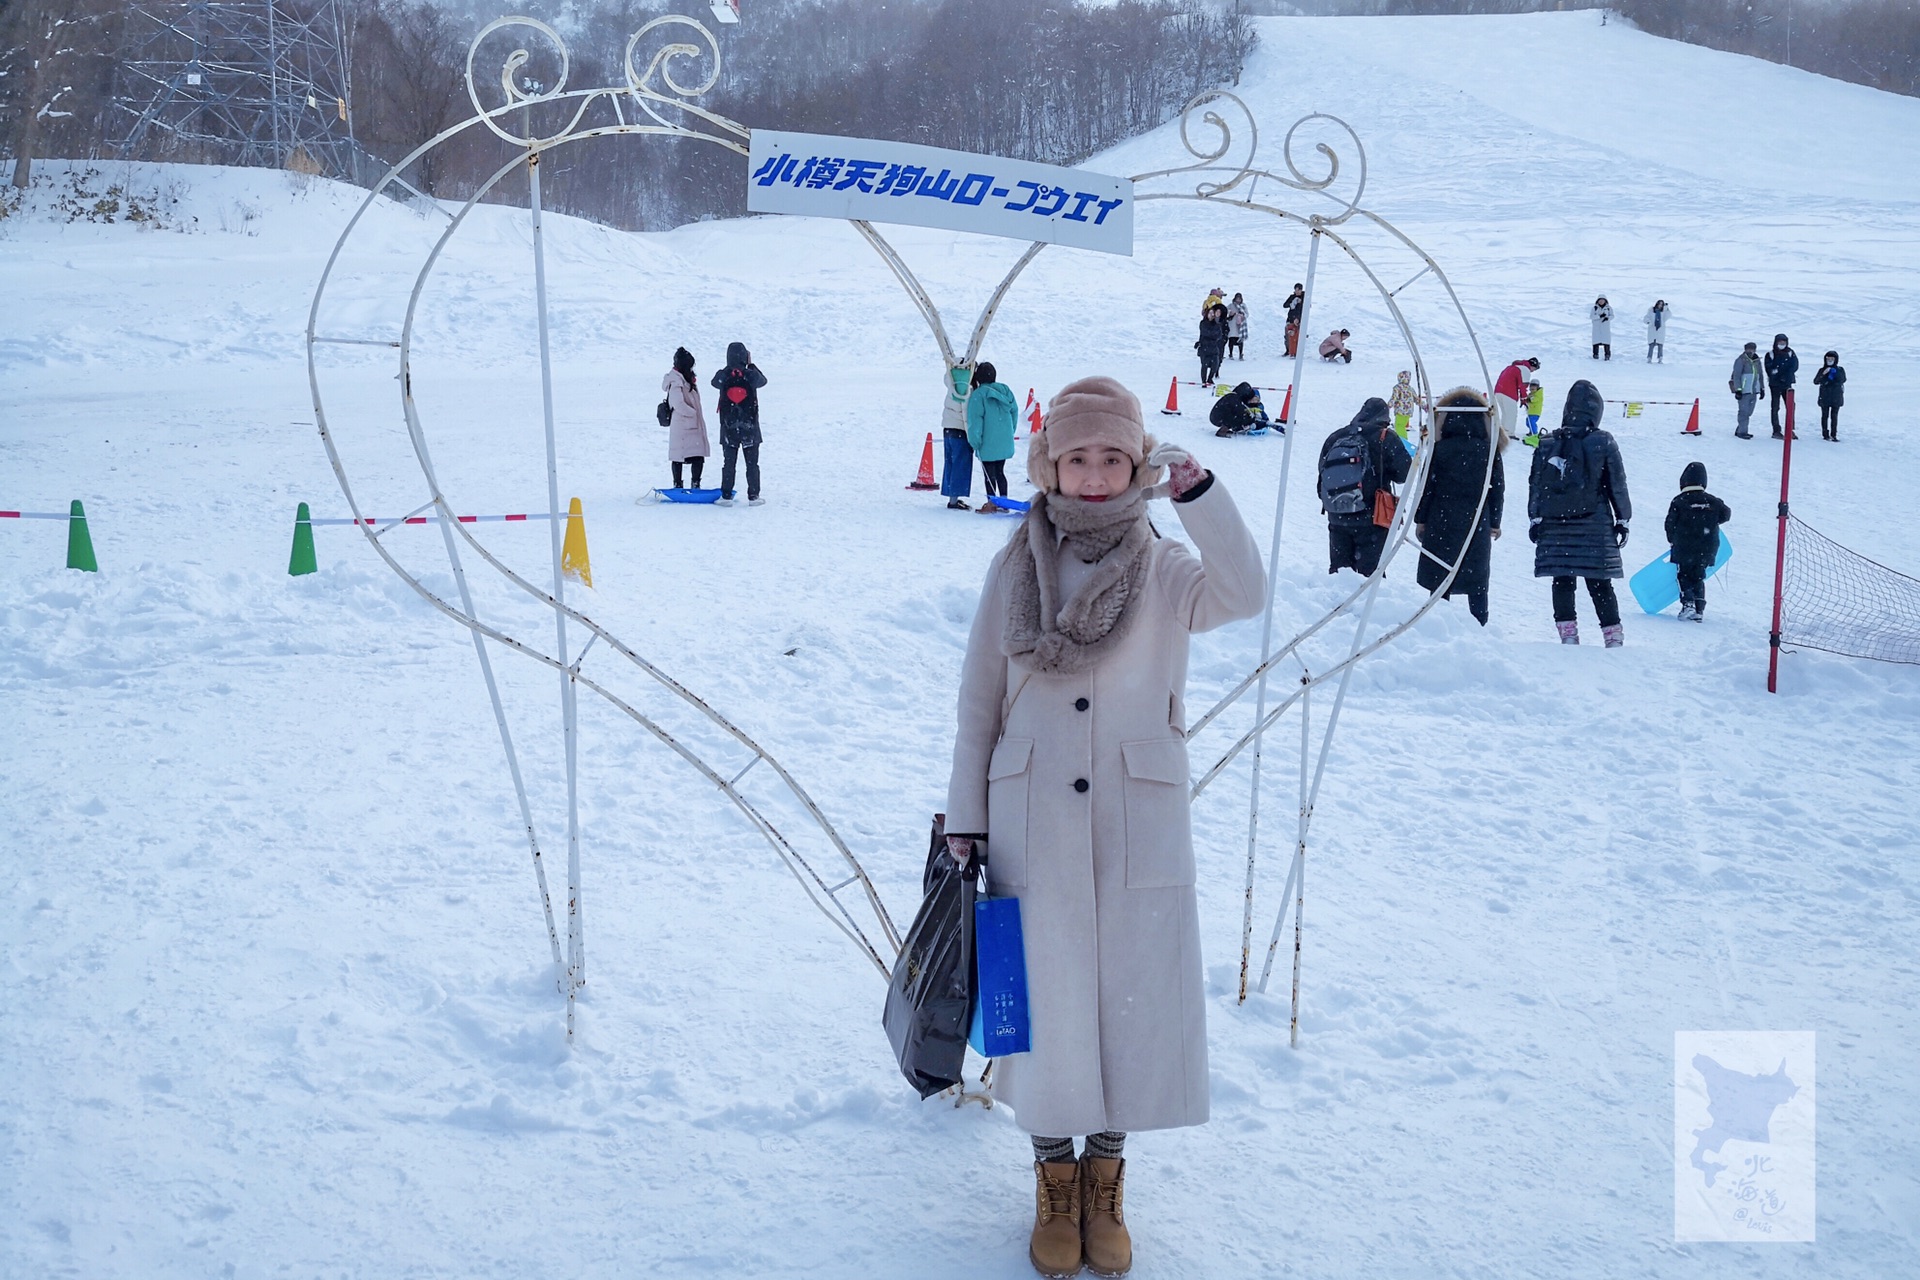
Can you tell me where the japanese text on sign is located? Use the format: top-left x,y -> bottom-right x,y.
746,131 -> 1133,256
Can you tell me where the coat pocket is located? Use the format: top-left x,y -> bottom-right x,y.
985,737 -> 1033,890
1120,738 -> 1195,889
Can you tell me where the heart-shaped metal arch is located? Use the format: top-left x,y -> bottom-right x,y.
307,16 -> 1496,1050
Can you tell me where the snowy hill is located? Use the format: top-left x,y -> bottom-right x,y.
4,11 -> 1918,1277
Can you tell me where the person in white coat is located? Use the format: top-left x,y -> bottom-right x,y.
1590,296 -> 1613,360
1644,300 -> 1672,363
662,346 -> 711,489
944,375 -> 1266,1279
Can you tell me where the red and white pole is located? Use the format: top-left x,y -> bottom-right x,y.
1767,399 -> 1797,693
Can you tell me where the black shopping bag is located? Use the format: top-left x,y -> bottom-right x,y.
881,814 -> 978,1099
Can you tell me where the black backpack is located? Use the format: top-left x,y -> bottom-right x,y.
715,365 -> 755,417
1534,431 -> 1598,520
1318,422 -> 1374,518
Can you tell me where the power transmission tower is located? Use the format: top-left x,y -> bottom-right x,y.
111,0 -> 361,179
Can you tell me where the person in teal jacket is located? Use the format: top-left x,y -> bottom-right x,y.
967,361 -> 1020,511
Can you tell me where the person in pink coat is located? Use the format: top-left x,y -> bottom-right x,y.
662,346 -> 711,490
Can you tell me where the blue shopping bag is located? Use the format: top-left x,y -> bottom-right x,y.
968,894 -> 1031,1057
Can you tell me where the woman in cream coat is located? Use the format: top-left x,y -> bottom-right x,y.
944,375 -> 1265,1277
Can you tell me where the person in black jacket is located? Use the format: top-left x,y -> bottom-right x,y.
1813,350 -> 1846,441
1764,333 -> 1799,439
1195,304 -> 1228,387
1320,396 -> 1412,577
1210,382 -> 1270,437
710,340 -> 768,505
1414,387 -> 1505,625
1664,461 -> 1731,623
1529,379 -> 1632,646
1283,283 -> 1306,357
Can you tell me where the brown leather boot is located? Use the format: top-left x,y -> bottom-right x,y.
1029,1160 -> 1082,1278
1080,1156 -> 1132,1277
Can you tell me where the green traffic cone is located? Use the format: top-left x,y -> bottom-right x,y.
289,501 -> 318,576
66,500 -> 98,572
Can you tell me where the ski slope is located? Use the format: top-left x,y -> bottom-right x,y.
4,11 -> 1918,1277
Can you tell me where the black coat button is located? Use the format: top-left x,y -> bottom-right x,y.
1073,778 -> 1089,793
1075,697 -> 1089,711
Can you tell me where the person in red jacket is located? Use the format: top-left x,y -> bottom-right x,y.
1493,357 -> 1540,442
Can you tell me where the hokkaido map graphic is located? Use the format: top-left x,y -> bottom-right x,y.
1674,1032 -> 1816,1242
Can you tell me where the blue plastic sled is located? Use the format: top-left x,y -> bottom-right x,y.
968,894 -> 1031,1058
980,496 -> 1030,515
1629,533 -> 1733,615
658,487 -> 721,504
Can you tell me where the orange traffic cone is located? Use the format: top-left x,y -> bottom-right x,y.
1681,397 -> 1700,435
1028,396 -> 1044,436
906,433 -> 939,490
1277,383 -> 1294,424
1161,376 -> 1180,416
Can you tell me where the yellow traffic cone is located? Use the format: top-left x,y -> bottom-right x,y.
561,496 -> 592,587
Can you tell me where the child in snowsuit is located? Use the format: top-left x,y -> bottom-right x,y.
1664,461 -> 1730,623
1388,371 -> 1419,439
1523,380 -> 1544,444
1813,351 -> 1845,441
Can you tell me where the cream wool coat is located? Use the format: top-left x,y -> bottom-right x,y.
945,479 -> 1265,1137
662,368 -> 711,460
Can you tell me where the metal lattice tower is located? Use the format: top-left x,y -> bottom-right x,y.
112,0 -> 360,179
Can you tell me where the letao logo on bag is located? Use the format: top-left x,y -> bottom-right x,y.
747,130 -> 1134,257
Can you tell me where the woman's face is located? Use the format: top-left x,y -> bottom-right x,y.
1057,447 -> 1134,501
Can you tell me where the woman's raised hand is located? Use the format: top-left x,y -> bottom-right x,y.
1148,442 -> 1208,498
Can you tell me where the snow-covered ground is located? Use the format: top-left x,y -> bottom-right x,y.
4,11 -> 1919,1277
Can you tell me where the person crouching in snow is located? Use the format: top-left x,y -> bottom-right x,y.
1388,370 -> 1419,439
943,376 -> 1265,1280
1318,328 -> 1352,363
1210,381 -> 1268,437
1665,461 -> 1730,623
968,362 -> 1019,511
662,346 -> 710,491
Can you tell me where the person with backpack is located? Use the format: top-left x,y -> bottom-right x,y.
1226,293 -> 1249,361
942,376 -> 1265,1280
1319,396 -> 1411,576
1528,380 -> 1632,646
1729,341 -> 1765,439
1813,350 -> 1846,441
1664,461 -> 1731,623
1210,381 -> 1269,437
1195,304 -> 1228,387
967,362 -> 1019,510
1644,300 -> 1672,363
708,341 -> 767,506
1765,333 -> 1799,439
1590,297 -> 1613,360
1283,283 -> 1306,357
941,365 -> 977,510
1414,388 -> 1504,625
662,346 -> 710,491
1493,357 -> 1540,443
1388,370 -> 1420,440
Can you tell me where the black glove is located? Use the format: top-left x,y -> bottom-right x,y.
1614,522 -> 1630,548
1528,522 -> 1542,544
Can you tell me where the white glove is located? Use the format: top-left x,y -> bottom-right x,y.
1147,442 -> 1208,498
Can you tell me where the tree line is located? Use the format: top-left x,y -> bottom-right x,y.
1,0 -> 1255,228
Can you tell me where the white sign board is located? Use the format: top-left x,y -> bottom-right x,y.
748,130 -> 1133,257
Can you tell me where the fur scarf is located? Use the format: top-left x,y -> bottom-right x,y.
1002,488 -> 1153,674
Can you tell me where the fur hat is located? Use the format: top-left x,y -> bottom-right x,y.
1028,376 -> 1162,493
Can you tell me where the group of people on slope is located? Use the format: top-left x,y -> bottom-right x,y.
660,343 -> 767,505
941,362 -> 1022,512
1588,297 -> 1673,362
1195,287 -> 1251,386
1730,334 -> 1846,442
1314,378 -> 1731,641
